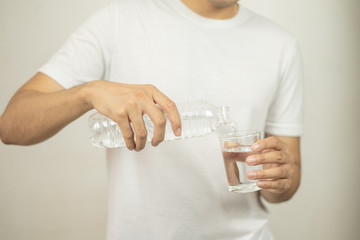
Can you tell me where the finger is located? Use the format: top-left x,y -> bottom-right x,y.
224,160 -> 241,186
141,103 -> 167,147
148,85 -> 182,136
114,111 -> 135,151
246,151 -> 291,165
128,110 -> 148,151
256,179 -> 291,190
252,136 -> 286,152
247,166 -> 290,180
224,141 -> 240,148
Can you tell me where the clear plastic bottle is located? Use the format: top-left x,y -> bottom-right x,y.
88,100 -> 236,148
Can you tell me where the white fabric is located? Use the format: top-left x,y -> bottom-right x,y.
40,0 -> 304,239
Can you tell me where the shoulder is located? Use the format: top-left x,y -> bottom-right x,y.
242,7 -> 297,47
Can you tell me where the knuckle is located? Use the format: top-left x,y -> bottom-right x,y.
165,100 -> 176,111
277,168 -> 285,177
283,168 -> 289,178
154,116 -> 167,127
257,154 -> 265,163
123,131 -> 134,141
257,139 -> 265,147
257,170 -> 265,179
276,181 -> 283,189
271,136 -> 280,145
133,89 -> 147,99
126,100 -> 137,109
275,151 -> 284,163
136,129 -> 148,140
115,109 -> 128,119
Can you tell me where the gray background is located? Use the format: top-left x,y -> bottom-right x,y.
1,0 -> 359,239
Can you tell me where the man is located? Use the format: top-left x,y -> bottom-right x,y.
0,0 -> 303,239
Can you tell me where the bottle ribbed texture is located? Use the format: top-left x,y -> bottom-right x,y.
89,100 -> 232,148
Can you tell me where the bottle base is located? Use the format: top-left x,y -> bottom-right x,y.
228,183 -> 261,193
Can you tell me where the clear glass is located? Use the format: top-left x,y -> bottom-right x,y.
219,130 -> 263,193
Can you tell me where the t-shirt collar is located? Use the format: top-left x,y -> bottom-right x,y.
167,0 -> 250,28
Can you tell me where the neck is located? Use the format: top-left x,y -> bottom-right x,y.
181,0 -> 239,20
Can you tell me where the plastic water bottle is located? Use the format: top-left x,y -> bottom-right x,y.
88,100 -> 237,148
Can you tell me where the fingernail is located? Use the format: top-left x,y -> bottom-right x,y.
248,172 -> 257,179
253,144 -> 261,151
176,128 -> 182,136
247,156 -> 256,164
257,181 -> 265,187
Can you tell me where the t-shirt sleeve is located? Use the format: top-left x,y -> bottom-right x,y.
265,40 -> 304,137
39,1 -> 117,89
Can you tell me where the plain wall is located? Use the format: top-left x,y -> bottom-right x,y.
0,0 -> 359,239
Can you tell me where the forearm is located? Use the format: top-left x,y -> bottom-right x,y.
0,84 -> 92,145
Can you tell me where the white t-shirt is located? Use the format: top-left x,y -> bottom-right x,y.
40,0 -> 303,239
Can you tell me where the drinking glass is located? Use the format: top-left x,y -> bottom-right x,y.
219,131 -> 262,193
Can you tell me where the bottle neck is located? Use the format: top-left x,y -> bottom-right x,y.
216,105 -> 238,130
220,106 -> 231,124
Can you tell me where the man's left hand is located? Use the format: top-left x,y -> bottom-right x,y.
246,136 -> 301,201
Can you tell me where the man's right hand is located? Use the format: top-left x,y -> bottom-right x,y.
84,80 -> 182,151
0,73 -> 181,150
